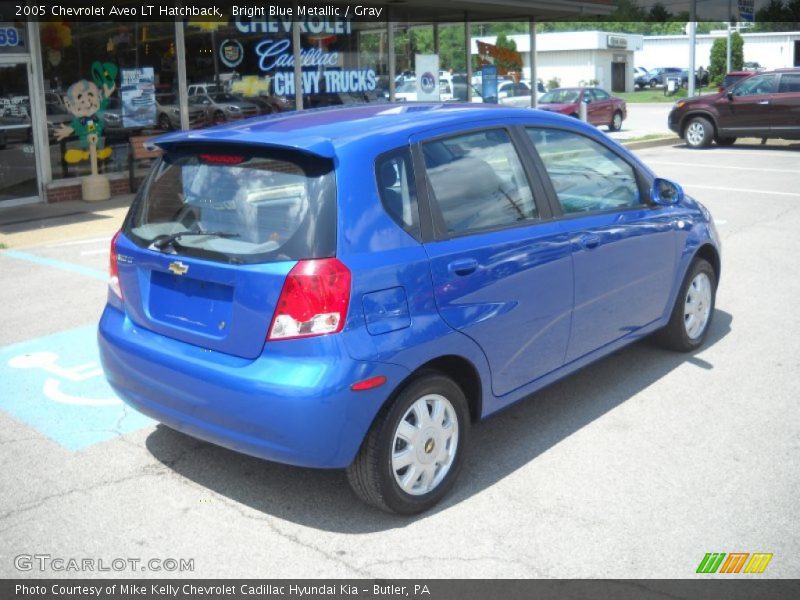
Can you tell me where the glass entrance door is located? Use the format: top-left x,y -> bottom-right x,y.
0,61 -> 38,203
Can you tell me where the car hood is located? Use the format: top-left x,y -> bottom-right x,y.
676,91 -> 725,107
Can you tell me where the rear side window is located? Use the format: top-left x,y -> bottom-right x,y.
375,148 -> 420,240
125,148 -> 336,264
527,128 -> 641,214
778,74 -> 800,93
422,129 -> 537,235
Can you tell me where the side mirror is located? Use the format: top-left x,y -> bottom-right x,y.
726,91 -> 734,100
651,178 -> 684,206
582,97 -> 591,104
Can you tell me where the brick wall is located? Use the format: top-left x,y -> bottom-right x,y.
45,175 -> 135,203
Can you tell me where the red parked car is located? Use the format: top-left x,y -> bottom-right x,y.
536,87 -> 627,131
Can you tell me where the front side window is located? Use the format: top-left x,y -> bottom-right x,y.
732,74 -> 777,96
375,148 -> 420,239
422,129 -> 537,235
527,128 -> 641,214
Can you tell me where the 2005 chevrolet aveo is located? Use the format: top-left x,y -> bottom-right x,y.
99,104 -> 721,514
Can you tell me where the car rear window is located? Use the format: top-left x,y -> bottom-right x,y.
124,147 -> 336,264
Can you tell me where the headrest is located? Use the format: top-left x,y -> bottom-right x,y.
379,161 -> 398,188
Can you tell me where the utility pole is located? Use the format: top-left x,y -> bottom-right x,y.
727,0 -> 733,73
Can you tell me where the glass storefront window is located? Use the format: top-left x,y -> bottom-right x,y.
0,61 -> 37,202
39,21 -> 176,181
183,16 -> 388,118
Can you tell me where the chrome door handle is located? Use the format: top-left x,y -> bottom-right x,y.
758,100 -> 770,105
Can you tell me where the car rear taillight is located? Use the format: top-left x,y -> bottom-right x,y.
268,258 -> 351,340
109,230 -> 123,300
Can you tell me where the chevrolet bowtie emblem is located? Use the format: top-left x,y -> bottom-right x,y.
168,261 -> 189,276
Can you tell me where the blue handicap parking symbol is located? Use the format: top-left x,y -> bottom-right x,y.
0,324 -> 153,450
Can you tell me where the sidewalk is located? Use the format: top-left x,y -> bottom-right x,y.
0,195 -> 133,249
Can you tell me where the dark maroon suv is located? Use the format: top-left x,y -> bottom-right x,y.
668,69 -> 800,148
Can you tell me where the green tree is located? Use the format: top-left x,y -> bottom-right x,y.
752,0 -> 800,31
708,32 -> 744,85
648,3 -> 672,22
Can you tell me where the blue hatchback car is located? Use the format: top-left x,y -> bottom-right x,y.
99,104 -> 720,514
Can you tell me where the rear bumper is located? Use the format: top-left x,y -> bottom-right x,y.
98,305 -> 409,468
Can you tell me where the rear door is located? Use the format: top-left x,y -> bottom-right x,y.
414,126 -> 573,397
525,127 -> 678,362
117,146 -> 337,359
771,72 -> 800,136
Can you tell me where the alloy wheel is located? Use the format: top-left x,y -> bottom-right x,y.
686,122 -> 706,147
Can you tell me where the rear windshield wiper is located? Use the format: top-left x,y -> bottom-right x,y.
151,231 -> 240,250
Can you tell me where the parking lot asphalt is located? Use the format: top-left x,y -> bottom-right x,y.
1,141 -> 798,579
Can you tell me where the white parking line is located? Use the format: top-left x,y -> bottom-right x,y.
46,236 -> 111,248
648,148 -> 798,159
684,184 -> 800,197
79,249 -> 109,256
649,161 -> 796,174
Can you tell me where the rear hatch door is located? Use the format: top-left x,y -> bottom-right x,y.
118,145 -> 336,359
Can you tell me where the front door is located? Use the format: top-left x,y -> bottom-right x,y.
0,60 -> 39,204
526,127 -> 678,363
717,73 -> 778,137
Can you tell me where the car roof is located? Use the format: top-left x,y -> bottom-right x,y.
153,103 -> 585,158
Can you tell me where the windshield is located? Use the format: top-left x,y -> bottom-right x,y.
125,148 -> 336,264
539,89 -> 580,104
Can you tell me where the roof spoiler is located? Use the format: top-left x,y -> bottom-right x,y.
152,131 -> 337,159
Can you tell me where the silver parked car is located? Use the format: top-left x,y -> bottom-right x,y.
155,94 -> 206,130
188,93 -> 259,126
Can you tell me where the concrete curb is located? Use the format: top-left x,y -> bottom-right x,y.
622,137 -> 681,150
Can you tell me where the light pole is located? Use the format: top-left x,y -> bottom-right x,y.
727,0 -> 733,73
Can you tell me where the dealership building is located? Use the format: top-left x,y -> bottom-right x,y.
472,31 -> 644,93
636,29 -> 800,72
0,0 -> 611,206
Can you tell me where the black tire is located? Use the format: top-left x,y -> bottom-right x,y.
684,116 -> 714,149
213,111 -> 226,125
346,371 -> 470,515
656,258 -> 716,352
649,79 -> 657,88
608,111 -> 623,132
158,114 -> 172,131
716,136 -> 737,146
